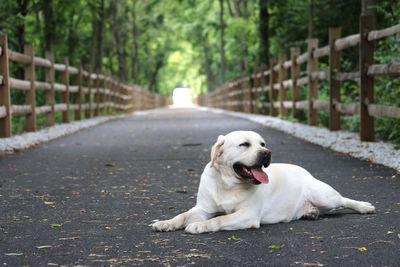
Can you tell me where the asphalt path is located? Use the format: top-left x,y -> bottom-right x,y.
1,108 -> 399,266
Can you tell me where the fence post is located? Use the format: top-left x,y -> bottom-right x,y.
269,58 -> 277,116
291,47 -> 300,117
106,76 -> 112,114
107,76 -> 114,114
101,75 -> 106,114
245,77 -> 252,113
85,72 -> 92,119
62,57 -> 70,123
279,54 -> 287,117
94,73 -> 99,116
103,76 -> 108,114
118,80 -> 123,112
307,38 -> 318,126
252,67 -> 259,114
228,83 -> 234,111
0,34 -> 12,137
45,52 -> 55,126
74,62 -> 82,120
329,28 -> 341,131
133,85 -> 137,111
24,44 -> 36,132
359,15 -> 375,141
259,64 -> 267,114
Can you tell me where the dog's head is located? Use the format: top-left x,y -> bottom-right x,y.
210,131 -> 271,185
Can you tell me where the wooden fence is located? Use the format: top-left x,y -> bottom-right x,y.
198,15 -> 400,142
0,33 -> 169,138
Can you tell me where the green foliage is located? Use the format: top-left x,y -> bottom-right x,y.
1,0 -> 399,143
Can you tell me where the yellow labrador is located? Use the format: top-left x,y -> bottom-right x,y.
152,131 -> 375,234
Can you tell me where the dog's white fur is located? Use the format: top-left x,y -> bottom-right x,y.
152,131 -> 375,234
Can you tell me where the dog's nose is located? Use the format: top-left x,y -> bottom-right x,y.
261,149 -> 271,164
261,149 -> 271,158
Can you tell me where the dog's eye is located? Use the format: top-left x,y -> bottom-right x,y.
261,142 -> 266,147
239,142 -> 251,148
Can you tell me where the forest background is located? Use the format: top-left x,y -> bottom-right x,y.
0,0 -> 399,144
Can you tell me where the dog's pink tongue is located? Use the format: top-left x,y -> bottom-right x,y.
251,167 -> 269,184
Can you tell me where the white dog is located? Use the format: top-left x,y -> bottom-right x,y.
152,131 -> 375,234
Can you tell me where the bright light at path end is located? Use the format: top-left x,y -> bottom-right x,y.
172,88 -> 194,107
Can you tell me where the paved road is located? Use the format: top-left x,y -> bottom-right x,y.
1,108 -> 399,266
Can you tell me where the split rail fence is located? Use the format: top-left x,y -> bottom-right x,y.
198,15 -> 400,141
0,33 -> 169,138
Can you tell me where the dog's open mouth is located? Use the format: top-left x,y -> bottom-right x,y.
233,163 -> 269,185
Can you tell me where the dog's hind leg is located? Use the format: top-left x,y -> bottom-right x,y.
341,197 -> 375,214
308,179 -> 375,214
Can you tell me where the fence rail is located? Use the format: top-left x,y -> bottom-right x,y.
198,15 -> 400,142
0,33 -> 169,138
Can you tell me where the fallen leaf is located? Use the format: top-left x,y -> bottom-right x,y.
180,234 -> 188,237
36,245 -> 52,249
59,237 -> 80,241
44,202 -> 55,205
398,234 -> 400,239
269,244 -> 285,249
231,235 -> 241,241
51,224 -> 62,228
295,262 -> 324,266
72,191 -> 80,195
185,253 -> 211,259
310,236 -> 323,239
105,227 -> 112,230
395,203 -> 400,206
168,206 -> 175,209
175,189 -> 187,194
342,246 -> 367,251
5,253 -> 23,256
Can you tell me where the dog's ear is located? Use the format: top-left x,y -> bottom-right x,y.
210,135 -> 225,168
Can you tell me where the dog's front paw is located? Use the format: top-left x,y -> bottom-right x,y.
185,222 -> 208,234
358,201 -> 376,214
152,220 -> 176,232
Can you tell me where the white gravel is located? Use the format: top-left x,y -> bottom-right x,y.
0,110 -> 152,152
198,107 -> 400,173
1,107 -> 399,173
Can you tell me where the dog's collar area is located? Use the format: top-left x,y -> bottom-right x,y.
233,163 -> 269,185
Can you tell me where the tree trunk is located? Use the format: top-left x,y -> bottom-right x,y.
131,0 -> 139,82
202,34 -> 213,92
43,0 -> 54,53
308,0 -> 313,39
111,0 -> 126,80
231,0 -> 248,75
96,0 -> 104,71
258,0 -> 269,65
16,0 -> 29,79
148,56 -> 164,93
89,18 -> 98,71
32,0 -> 41,36
90,0 -> 104,72
219,0 -> 225,83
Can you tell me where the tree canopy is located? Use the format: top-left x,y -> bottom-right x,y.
0,0 -> 399,98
